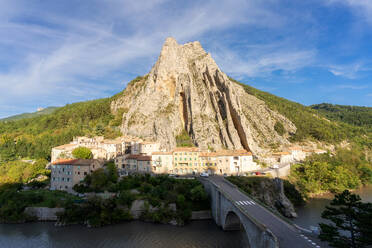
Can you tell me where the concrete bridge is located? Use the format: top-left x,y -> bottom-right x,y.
200,176 -> 324,248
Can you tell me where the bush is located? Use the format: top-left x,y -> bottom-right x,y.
274,121 -> 285,135
72,147 -> 93,159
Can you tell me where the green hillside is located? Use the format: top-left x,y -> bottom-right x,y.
311,103 -> 372,129
0,107 -> 60,122
0,97 -> 122,162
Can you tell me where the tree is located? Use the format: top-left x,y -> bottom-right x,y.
319,190 -> 372,248
72,147 -> 93,159
274,121 -> 285,135
106,162 -> 118,183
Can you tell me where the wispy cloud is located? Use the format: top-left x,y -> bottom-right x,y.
327,63 -> 371,79
0,0 -> 294,117
338,84 -> 368,90
212,42 -> 316,78
327,0 -> 372,24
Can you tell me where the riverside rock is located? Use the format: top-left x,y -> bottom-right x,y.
111,37 -> 296,156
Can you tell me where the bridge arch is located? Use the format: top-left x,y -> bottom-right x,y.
224,211 -> 241,231
223,210 -> 251,247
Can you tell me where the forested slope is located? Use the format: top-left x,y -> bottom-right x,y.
311,103 -> 372,129
0,98 -> 120,161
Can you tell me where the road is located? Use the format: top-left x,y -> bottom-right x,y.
207,176 -> 326,248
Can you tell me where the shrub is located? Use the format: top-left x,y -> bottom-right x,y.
72,147 -> 93,159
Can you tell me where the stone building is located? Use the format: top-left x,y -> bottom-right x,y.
140,141 -> 160,155
50,159 -> 104,192
51,144 -> 76,162
172,147 -> 200,175
151,152 -> 173,174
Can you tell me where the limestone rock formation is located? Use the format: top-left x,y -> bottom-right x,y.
111,37 -> 296,156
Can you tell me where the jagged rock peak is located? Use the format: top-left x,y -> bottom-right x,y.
111,37 -> 296,155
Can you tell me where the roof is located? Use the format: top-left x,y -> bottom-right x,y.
199,152 -> 217,157
126,154 -> 143,160
272,152 -> 291,156
53,144 -> 76,150
215,150 -> 252,156
289,146 -> 302,151
102,140 -> 122,144
173,147 -> 199,152
152,152 -> 172,155
141,141 -> 158,145
52,159 -> 102,166
137,156 -> 151,161
199,150 -> 252,157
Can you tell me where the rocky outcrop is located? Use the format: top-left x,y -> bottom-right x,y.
111,37 -> 296,156
24,207 -> 64,221
249,178 -> 297,218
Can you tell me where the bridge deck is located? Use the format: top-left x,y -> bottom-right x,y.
207,176 -> 326,248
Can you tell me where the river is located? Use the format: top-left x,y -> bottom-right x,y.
293,185 -> 372,229
0,220 -> 246,248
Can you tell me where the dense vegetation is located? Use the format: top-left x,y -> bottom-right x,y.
231,78 -> 371,147
72,147 -> 93,159
65,170 -> 209,226
311,103 -> 372,130
175,129 -> 195,147
0,159 -> 49,184
0,107 -> 59,122
319,190 -> 372,248
289,148 -> 372,197
0,183 -> 80,223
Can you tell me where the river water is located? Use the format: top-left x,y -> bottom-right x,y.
293,185 -> 372,229
0,220 -> 245,248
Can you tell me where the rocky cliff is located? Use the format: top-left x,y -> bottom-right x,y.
111,37 -> 296,156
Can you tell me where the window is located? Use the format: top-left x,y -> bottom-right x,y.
84,172 -> 87,175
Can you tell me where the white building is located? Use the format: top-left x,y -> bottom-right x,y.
151,152 -> 173,174
140,141 -> 160,155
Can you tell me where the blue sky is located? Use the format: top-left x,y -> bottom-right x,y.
0,0 -> 371,118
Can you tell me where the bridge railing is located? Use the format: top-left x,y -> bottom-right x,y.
206,178 -> 279,247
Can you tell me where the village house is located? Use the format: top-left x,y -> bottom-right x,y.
50,159 -> 104,192
289,146 -> 306,161
213,150 -> 259,175
172,147 -> 200,175
137,156 -> 152,173
51,144 -> 76,162
272,151 -> 293,164
140,141 -> 160,155
151,152 -> 173,174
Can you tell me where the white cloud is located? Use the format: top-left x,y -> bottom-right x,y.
211,43 -> 316,78
327,0 -> 372,24
328,63 -> 370,79
0,0 -> 289,115
338,84 -> 368,90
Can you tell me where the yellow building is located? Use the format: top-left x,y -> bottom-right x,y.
172,147 -> 199,175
